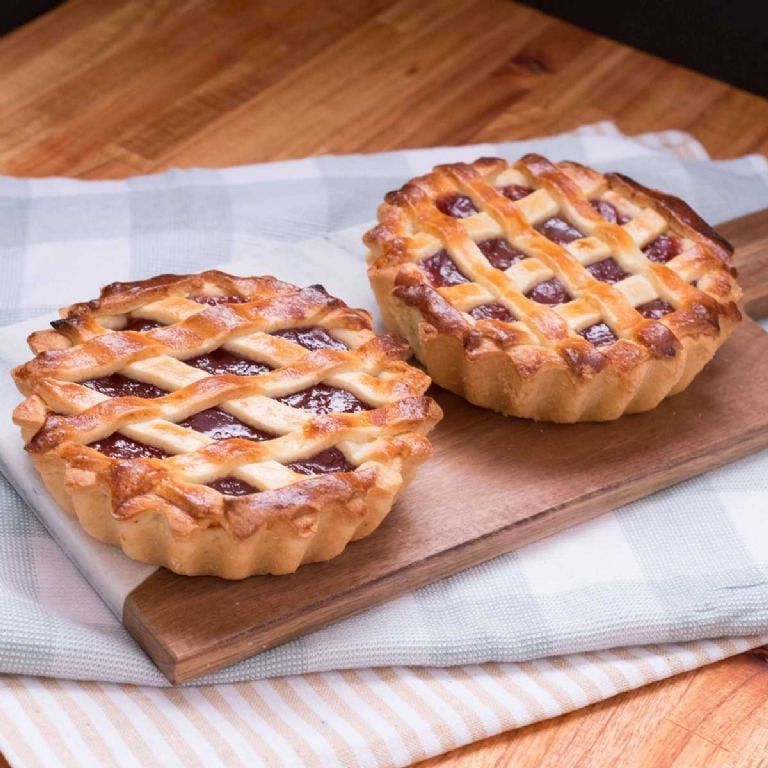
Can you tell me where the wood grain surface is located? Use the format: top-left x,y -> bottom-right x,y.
0,0 -> 767,180
124,206 -> 768,684
0,0 -> 767,765
725,208 -> 768,320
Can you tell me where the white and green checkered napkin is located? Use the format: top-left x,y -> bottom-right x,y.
1,123 -> 767,687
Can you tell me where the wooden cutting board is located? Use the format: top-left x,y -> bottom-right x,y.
124,209 -> 768,683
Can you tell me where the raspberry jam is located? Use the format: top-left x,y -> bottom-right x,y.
469,304 -> 516,322
88,434 -> 168,459
124,317 -> 162,332
591,200 -> 630,225
526,278 -> 572,305
191,295 -> 248,306
436,194 -> 478,218
82,374 -> 167,399
421,250 -> 470,287
278,384 -> 369,414
288,447 -> 354,475
272,327 -> 347,351
476,238 -> 525,270
209,448 -> 356,495
637,299 -> 674,319
184,349 -> 271,377
536,217 -> 584,245
587,258 -> 630,285
207,476 -> 257,496
579,322 -> 617,347
500,185 -> 534,202
177,407 -> 274,442
644,234 -> 681,264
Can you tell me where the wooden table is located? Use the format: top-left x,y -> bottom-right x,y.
0,1 -> 766,766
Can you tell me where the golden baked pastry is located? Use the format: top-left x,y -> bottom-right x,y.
365,154 -> 742,422
12,271 -> 441,578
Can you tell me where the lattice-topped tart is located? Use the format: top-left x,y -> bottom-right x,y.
365,154 -> 742,422
12,272 -> 441,578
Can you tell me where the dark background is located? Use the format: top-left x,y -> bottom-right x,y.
521,0 -> 766,97
2,0 -> 767,98
0,0 -> 62,36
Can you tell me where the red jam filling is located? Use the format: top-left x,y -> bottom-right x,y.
469,304 -> 516,322
177,407 -> 274,442
124,317 -> 163,332
436,194 -> 478,218
476,238 -> 525,270
536,217 -> 584,245
272,327 -> 347,351
421,249 -> 470,287
88,434 -> 168,459
643,234 -> 681,264
82,373 -> 167,399
191,295 -> 248,306
636,299 -> 675,319
591,199 -> 631,225
526,278 -> 571,305
207,476 -> 257,496
184,349 -> 271,377
586,257 -> 630,284
288,447 -> 354,476
500,184 -> 534,202
579,322 -> 617,347
278,383 -> 369,414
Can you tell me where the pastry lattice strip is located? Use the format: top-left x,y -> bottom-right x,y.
381,154 -> 731,349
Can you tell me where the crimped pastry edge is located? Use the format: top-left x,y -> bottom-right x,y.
22,437 -> 428,579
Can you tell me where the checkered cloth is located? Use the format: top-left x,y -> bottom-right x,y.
1,124 -> 767,689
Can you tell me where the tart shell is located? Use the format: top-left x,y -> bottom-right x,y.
13,271 -> 441,578
365,156 -> 742,422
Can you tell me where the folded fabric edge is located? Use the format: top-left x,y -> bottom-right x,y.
0,634 -> 765,768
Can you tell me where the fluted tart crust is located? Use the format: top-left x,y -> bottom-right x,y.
12,271 -> 442,578
365,154 -> 742,422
